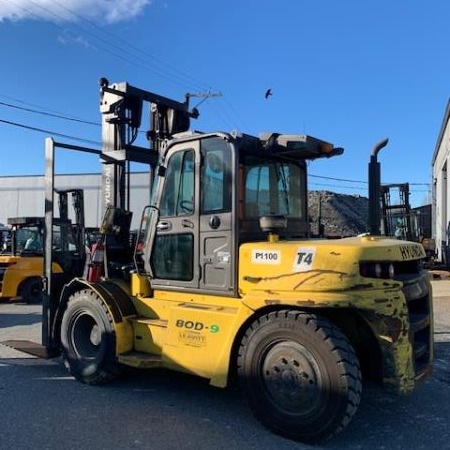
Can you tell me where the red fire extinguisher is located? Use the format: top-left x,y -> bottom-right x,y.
87,239 -> 105,282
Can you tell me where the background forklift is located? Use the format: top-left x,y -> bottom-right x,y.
0,190 -> 86,303
368,144 -> 436,265
380,183 -> 436,263
0,216 -> 45,303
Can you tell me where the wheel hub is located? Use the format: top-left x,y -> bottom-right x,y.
71,312 -> 102,359
262,341 -> 323,415
90,325 -> 101,346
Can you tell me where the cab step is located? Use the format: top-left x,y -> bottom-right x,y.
118,351 -> 163,369
131,317 -> 168,327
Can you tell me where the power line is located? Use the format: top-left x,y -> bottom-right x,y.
48,0 -> 210,92
310,180 -> 430,195
0,115 -> 433,196
0,92 -> 96,121
0,101 -> 436,190
0,100 -> 99,126
1,0 -> 238,136
310,173 -> 366,185
15,0 -> 211,92
0,0 -> 431,191
0,118 -> 101,146
0,89 -> 437,188
310,173 -> 430,187
309,182 -> 367,192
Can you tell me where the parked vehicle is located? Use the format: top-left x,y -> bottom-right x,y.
38,79 -> 433,443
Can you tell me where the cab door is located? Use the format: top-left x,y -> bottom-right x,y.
150,142 -> 200,290
199,137 -> 235,294
149,135 -> 236,295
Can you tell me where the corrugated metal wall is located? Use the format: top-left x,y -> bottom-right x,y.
0,172 -> 151,229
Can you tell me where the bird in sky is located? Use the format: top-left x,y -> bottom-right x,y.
265,88 -> 273,99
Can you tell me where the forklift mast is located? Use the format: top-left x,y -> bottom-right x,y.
42,80 -> 200,352
57,189 -> 84,225
98,78 -> 198,217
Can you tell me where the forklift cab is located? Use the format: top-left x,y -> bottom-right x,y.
7,217 -> 45,256
138,132 -> 340,296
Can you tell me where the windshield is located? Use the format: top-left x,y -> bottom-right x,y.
388,212 -> 419,241
15,226 -> 43,253
243,156 -> 305,220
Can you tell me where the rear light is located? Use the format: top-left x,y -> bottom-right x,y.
388,263 -> 395,278
360,262 -> 395,279
374,263 -> 382,278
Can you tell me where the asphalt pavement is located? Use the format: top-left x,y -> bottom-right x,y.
1,280 -> 450,450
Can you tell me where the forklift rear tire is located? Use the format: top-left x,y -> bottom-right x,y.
60,289 -> 120,385
237,310 -> 362,443
22,277 -> 43,304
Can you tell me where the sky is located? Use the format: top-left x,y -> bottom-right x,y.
0,0 -> 448,207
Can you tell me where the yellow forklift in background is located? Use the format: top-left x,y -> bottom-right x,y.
0,216 -> 47,303
0,190 -> 85,303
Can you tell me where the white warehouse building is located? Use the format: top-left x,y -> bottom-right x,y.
0,172 -> 151,229
432,99 -> 450,262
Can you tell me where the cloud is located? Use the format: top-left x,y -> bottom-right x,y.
57,30 -> 93,48
0,0 -> 151,25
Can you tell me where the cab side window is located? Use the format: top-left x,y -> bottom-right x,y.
201,139 -> 231,214
159,150 -> 195,217
153,149 -> 195,281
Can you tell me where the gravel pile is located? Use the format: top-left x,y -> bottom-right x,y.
308,190 -> 369,238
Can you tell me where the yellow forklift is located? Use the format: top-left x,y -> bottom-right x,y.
0,190 -> 85,303
38,79 -> 433,443
0,216 -> 46,303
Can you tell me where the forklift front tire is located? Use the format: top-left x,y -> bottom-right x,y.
22,277 -> 43,304
237,310 -> 362,443
60,289 -> 121,385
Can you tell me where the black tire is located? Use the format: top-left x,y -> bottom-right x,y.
237,310 -> 362,444
60,289 -> 120,385
22,277 -> 43,304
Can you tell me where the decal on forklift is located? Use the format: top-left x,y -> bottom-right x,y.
176,320 -> 220,347
176,320 -> 220,333
293,247 -> 316,271
178,331 -> 206,347
251,249 -> 281,264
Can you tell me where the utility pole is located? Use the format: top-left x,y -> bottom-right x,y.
186,90 -> 222,109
